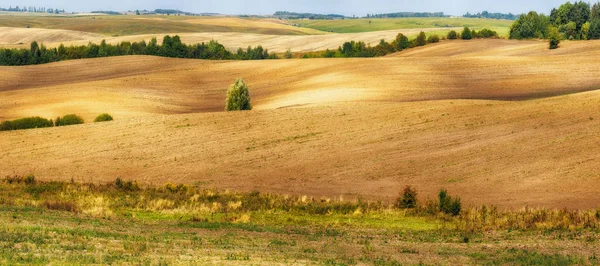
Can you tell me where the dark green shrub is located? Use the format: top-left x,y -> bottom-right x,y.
114,177 -> 139,191
397,185 -> 418,209
461,27 -> 473,40
415,32 -> 427,46
322,49 -> 336,58
284,49 -> 293,59
55,114 -> 84,127
394,33 -> 410,50
94,113 -> 113,122
0,117 -> 54,131
476,28 -> 499,38
115,177 -> 124,188
25,174 -> 36,185
3,174 -> 36,185
450,197 -> 462,216
439,189 -> 461,216
225,78 -> 252,111
427,34 -> 440,43
447,30 -> 458,39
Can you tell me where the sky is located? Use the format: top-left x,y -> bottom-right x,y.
0,0 -> 569,16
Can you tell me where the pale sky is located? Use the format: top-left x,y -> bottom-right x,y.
0,0 -> 568,16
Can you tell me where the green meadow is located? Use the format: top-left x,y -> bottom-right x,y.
1,176 -> 599,265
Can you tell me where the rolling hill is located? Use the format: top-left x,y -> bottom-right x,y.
1,39 -> 599,208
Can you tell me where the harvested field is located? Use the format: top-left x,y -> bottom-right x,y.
0,27 -> 457,53
0,27 -> 104,45
392,38 -> 600,57
1,39 -> 600,208
0,14 -> 328,37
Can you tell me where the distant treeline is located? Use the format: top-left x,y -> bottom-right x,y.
154,9 -> 199,15
274,11 -> 345,20
0,6 -> 64,13
92,9 -> 205,16
91,11 -> 121,15
365,12 -> 446,18
0,36 -> 278,66
463,11 -> 518,20
155,9 -> 184,14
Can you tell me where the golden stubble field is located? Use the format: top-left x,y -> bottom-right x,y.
0,13 -> 469,53
1,39 -> 600,208
0,26 -> 456,53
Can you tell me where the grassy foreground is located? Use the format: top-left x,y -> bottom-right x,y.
1,176 -> 600,265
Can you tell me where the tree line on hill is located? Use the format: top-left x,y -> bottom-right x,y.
510,1 -> 600,41
273,11 -> 345,20
365,12 -> 446,18
0,27 -> 498,66
154,9 -> 201,16
274,11 -> 448,20
463,11 -> 518,20
0,36 -> 278,66
91,11 -> 121,15
90,9 -> 204,16
0,6 -> 64,13
312,27 -> 497,58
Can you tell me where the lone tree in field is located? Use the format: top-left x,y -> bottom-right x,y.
548,25 -> 561,49
225,78 -> 252,111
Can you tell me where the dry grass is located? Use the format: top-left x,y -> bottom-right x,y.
1,178 -> 599,265
1,40 -> 600,208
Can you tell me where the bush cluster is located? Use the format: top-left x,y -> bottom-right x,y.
3,174 -> 36,185
439,189 -> 462,216
55,114 -> 84,127
94,113 -> 114,122
114,177 -> 140,191
427,35 -> 440,43
475,28 -> 499,38
2,113 -> 113,131
0,117 -> 53,131
447,30 -> 458,40
460,27 -> 498,40
395,186 -> 462,216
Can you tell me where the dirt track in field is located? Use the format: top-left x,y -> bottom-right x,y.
1,39 -> 600,208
